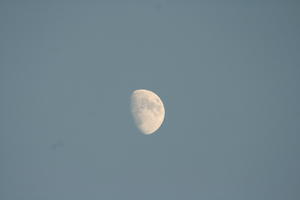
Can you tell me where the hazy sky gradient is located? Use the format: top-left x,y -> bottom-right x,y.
1,1 -> 300,200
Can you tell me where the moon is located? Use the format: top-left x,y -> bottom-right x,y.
131,89 -> 165,135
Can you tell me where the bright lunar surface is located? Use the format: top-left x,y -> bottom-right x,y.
131,89 -> 165,135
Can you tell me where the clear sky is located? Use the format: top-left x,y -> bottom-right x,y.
1,1 -> 300,200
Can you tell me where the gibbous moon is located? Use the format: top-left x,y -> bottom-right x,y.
131,89 -> 165,135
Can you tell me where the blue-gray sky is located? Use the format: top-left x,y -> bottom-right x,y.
1,1 -> 300,200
